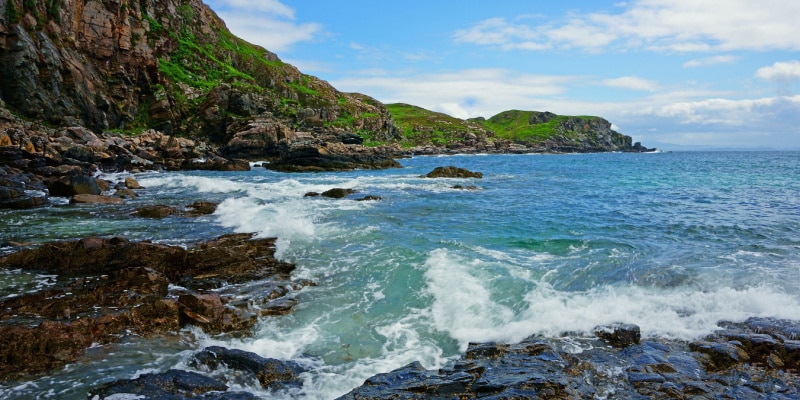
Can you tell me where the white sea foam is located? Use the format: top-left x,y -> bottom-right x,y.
421,248 -> 800,349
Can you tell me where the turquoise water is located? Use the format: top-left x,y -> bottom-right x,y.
2,151 -> 800,399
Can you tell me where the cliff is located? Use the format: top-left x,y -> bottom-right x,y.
0,0 -> 398,157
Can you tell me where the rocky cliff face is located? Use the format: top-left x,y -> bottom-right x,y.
0,0 -> 397,157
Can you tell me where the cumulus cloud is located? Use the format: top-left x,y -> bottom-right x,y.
602,76 -> 660,91
206,0 -> 321,52
756,60 -> 800,83
454,0 -> 800,53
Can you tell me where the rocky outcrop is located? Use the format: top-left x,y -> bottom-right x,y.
264,142 -> 401,172
0,233 -> 311,381
338,318 -> 800,399
424,166 -> 483,178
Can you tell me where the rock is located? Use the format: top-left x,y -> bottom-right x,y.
355,195 -> 382,201
125,176 -> 143,189
47,175 -> 102,196
191,346 -> 305,390
321,188 -> 356,198
338,319 -> 800,400
182,157 -> 251,171
186,200 -> 219,215
423,166 -> 483,178
0,234 -> 306,380
112,188 -> 139,199
177,292 -> 255,334
452,185 -> 478,190
304,191 -> 320,197
264,143 -> 401,172
90,370 -> 230,399
134,205 -> 178,218
70,194 -> 125,204
594,323 -> 641,347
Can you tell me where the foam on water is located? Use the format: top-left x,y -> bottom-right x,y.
422,248 -> 800,347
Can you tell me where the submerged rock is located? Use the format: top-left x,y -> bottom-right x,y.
134,204 -> 178,218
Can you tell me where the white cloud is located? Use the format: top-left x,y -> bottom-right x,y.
683,55 -> 738,68
454,0 -> 800,53
207,0 -> 321,52
212,0 -> 295,19
332,69 -> 577,119
602,76 -> 660,91
756,60 -> 800,83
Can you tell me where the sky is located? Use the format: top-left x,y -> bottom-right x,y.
203,0 -> 800,150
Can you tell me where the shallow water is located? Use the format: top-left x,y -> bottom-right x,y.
2,151 -> 800,399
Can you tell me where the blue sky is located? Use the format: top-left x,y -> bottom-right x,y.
204,0 -> 800,150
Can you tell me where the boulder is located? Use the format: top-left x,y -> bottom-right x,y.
191,346 -> 305,390
90,370 -> 232,399
423,166 -> 483,178
186,200 -> 219,215
264,143 -> 401,172
125,176 -> 143,189
47,175 -> 102,196
321,188 -> 355,198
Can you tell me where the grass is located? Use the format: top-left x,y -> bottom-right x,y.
482,110 -> 597,143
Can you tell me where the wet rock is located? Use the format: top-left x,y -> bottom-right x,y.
304,191 -> 320,197
452,185 -> 478,190
355,195 -> 382,201
0,234 -> 306,380
191,346 -> 305,390
177,292 -> 256,335
186,200 -> 219,215
423,166 -> 483,178
47,174 -> 102,196
321,188 -> 356,198
124,176 -> 143,189
70,194 -> 125,204
112,188 -> 139,199
90,369 -> 230,399
134,204 -> 178,218
594,323 -> 641,347
338,319 -> 800,400
264,143 -> 401,172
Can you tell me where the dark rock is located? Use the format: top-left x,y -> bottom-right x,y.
594,323 -> 641,347
452,185 -> 478,190
355,195 -> 382,201
177,292 -> 255,334
264,143 -> 401,172
321,188 -> 356,198
182,157 -> 251,171
192,346 -> 305,389
90,369 -> 229,399
424,166 -> 482,178
135,205 -> 178,218
69,194 -> 125,204
186,201 -> 219,215
47,174 -> 101,196
304,191 -> 320,197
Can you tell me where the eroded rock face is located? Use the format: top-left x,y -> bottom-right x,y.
0,234 -> 310,381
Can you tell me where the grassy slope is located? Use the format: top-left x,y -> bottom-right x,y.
386,103 -> 486,147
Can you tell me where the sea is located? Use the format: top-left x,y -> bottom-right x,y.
1,151 -> 800,399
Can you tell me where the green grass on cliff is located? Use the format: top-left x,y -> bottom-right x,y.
387,103 -> 483,147
483,110 -> 595,143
